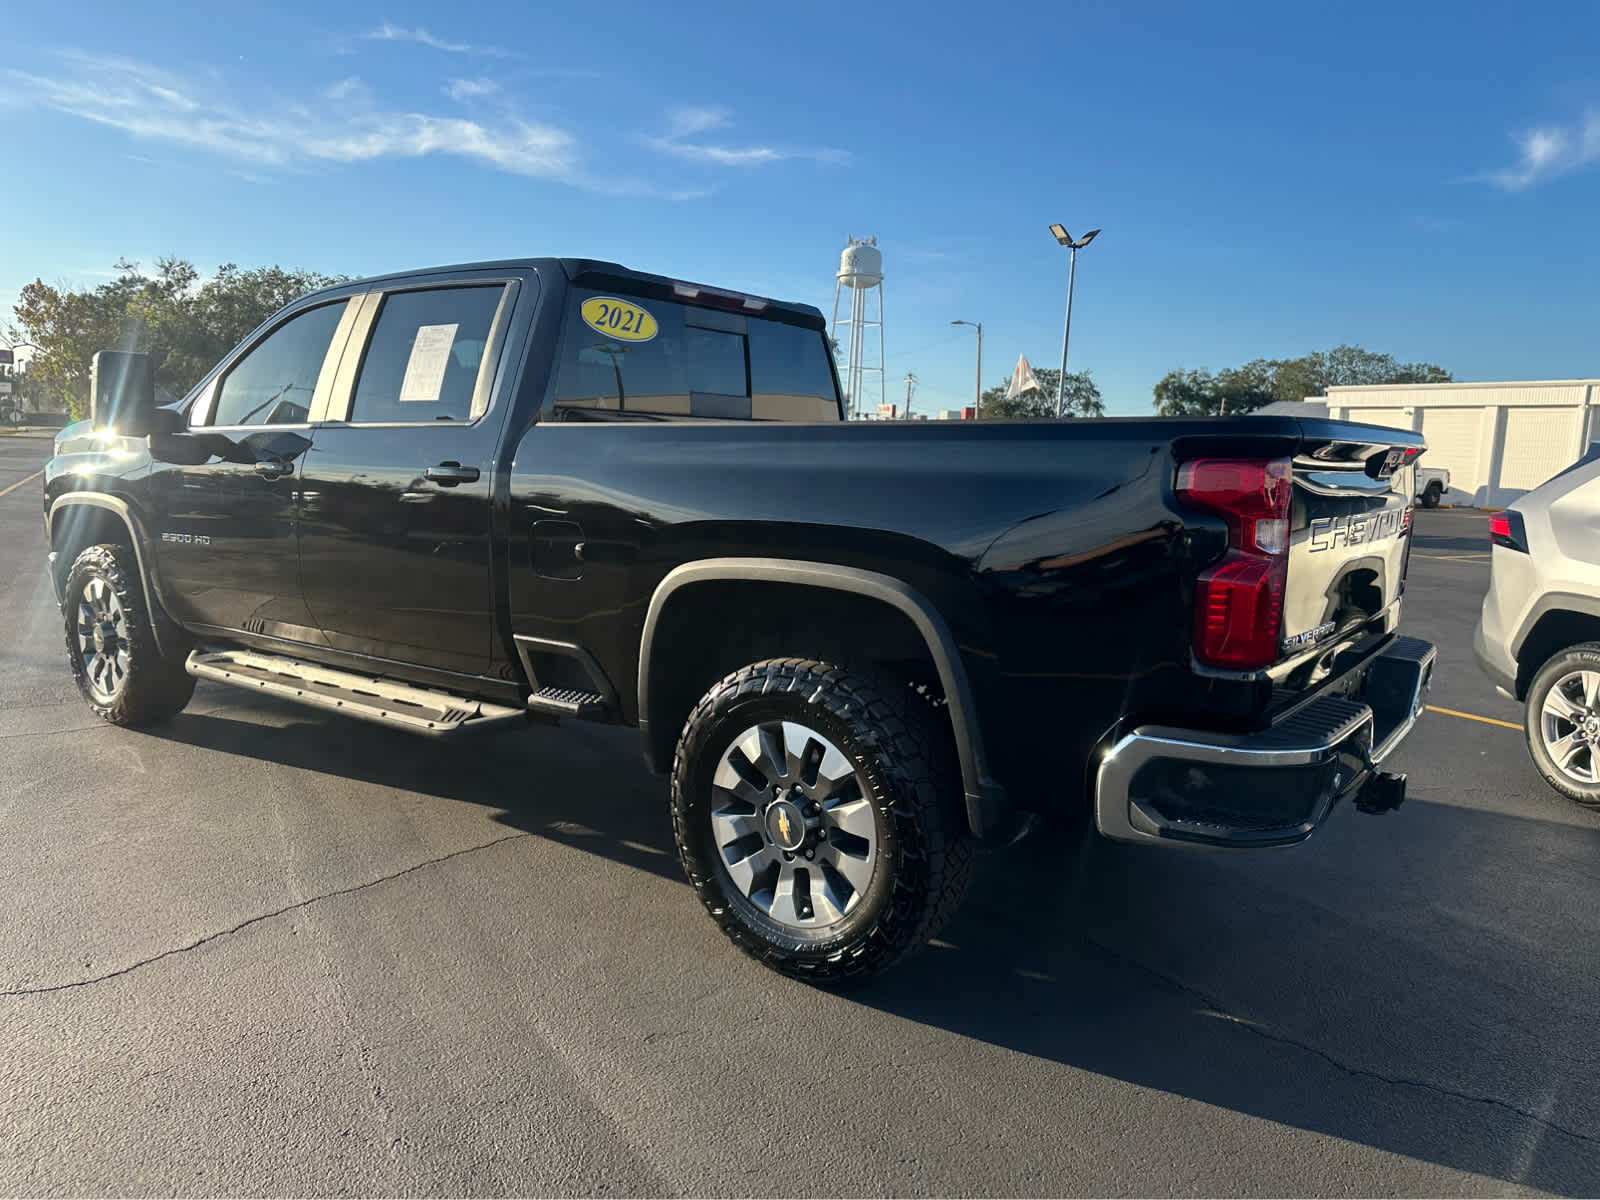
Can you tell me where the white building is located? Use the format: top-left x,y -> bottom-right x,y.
1304,380 -> 1600,508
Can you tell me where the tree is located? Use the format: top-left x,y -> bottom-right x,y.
11,259 -> 346,418
980,366 -> 1105,419
1153,345 -> 1451,416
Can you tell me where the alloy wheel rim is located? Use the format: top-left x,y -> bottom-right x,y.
1540,669 -> 1600,784
76,577 -> 130,704
710,720 -> 878,931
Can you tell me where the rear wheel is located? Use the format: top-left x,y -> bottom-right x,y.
1420,481 -> 1443,508
672,658 -> 972,983
63,544 -> 195,727
1524,643 -> 1600,807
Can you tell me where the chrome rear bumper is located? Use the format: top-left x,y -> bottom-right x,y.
1095,636 -> 1436,849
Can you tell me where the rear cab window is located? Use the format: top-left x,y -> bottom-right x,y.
552,288 -> 840,421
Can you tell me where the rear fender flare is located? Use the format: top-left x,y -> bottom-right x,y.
638,557 -> 1009,840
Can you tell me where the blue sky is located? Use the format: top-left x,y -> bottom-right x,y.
2,0 -> 1598,415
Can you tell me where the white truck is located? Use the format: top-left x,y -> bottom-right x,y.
1416,466 -> 1449,508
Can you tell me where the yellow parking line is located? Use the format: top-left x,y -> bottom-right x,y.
1426,704 -> 1522,731
0,469 -> 42,498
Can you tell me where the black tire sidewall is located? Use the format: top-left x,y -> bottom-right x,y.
679,688 -> 900,953
1524,644 -> 1600,808
63,544 -> 193,726
673,660 -> 958,981
1422,483 -> 1442,507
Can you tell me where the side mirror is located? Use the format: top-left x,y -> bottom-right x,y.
90,350 -> 156,436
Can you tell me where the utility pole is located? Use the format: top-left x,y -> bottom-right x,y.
903,371 -> 917,419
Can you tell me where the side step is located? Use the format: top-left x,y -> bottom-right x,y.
527,685 -> 609,719
186,649 -> 527,735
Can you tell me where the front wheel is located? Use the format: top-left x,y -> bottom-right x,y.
1420,481 -> 1443,508
1524,643 -> 1600,808
63,544 -> 195,727
671,659 -> 973,983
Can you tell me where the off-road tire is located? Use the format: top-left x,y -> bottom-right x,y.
63,544 -> 195,727
672,658 -> 973,984
1524,643 -> 1600,808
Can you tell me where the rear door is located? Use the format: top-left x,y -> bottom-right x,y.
295,275 -> 523,679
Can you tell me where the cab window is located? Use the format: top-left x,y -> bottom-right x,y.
208,300 -> 348,427
349,286 -> 504,424
553,290 -> 838,421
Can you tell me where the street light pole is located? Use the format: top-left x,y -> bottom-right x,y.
951,320 -> 982,418
1047,224 -> 1100,417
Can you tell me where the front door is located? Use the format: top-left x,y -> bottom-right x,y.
296,280 -> 518,679
147,297 -> 353,641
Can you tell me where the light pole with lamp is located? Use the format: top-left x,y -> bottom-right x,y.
950,319 -> 982,418
1047,224 -> 1100,418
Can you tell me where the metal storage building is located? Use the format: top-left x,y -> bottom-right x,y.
1309,380 -> 1600,508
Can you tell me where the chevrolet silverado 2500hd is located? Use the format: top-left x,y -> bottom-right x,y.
43,257 -> 1435,980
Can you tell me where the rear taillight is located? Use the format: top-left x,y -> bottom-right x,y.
1177,457 -> 1292,670
1489,511 -> 1527,552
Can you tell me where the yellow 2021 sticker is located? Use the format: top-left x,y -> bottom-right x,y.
580,296 -> 658,342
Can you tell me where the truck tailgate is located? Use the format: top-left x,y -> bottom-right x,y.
1274,423 -> 1423,694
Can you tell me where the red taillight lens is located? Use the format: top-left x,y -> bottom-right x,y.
1177,457 -> 1293,670
1488,510 -> 1528,552
1176,458 -> 1291,554
1194,553 -> 1286,669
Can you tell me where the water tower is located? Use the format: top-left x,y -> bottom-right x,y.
830,236 -> 884,419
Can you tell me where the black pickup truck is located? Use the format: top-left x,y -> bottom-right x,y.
43,257 -> 1436,981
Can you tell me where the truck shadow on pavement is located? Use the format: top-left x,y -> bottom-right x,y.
865,833 -> 1600,1195
153,698 -> 1600,1195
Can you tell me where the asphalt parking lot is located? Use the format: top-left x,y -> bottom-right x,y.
3,432 -> 1599,1197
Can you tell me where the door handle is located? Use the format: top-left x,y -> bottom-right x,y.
424,462 -> 480,486
254,460 -> 289,480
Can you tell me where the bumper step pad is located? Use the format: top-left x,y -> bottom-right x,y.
527,685 -> 609,719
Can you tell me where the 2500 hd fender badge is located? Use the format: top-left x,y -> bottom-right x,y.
1308,509 -> 1404,552
161,532 -> 211,546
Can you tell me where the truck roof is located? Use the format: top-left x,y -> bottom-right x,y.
308,257 -> 827,331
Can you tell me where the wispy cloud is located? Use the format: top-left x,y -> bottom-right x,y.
1477,111 -> 1600,190
361,22 -> 520,57
646,106 -> 847,167
445,77 -> 499,102
1,52 -> 576,180
324,76 -> 370,103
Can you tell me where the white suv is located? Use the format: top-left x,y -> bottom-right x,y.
1476,449 -> 1600,805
